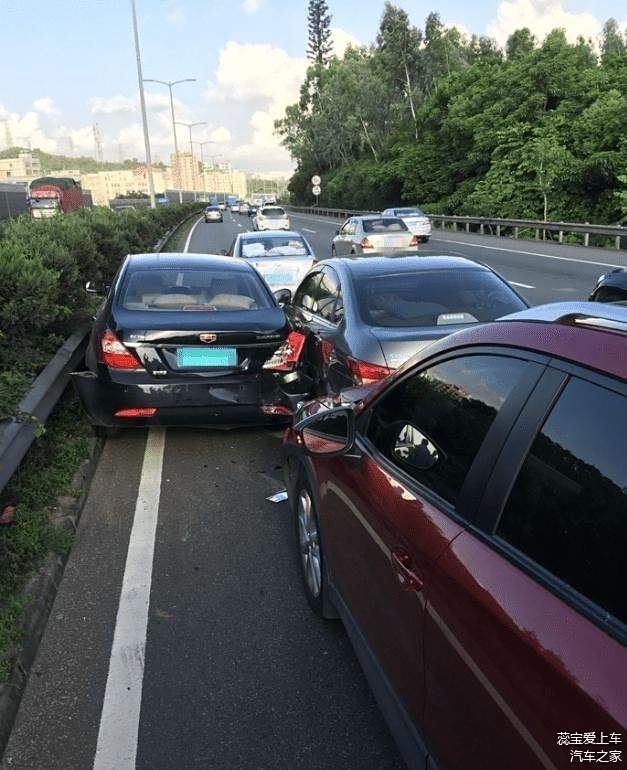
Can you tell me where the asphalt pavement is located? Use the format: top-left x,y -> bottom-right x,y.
4,210 -> 626,770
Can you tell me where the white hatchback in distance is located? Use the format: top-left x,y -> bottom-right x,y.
254,206 -> 290,231
382,207 -> 431,242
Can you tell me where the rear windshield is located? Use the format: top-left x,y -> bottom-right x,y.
394,208 -> 425,217
355,269 -> 526,327
120,268 -> 271,312
261,207 -> 286,217
205,206 -> 219,211
363,218 -> 407,233
240,235 -> 310,258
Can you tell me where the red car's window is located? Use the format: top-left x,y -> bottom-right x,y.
367,355 -> 533,509
496,377 -> 627,627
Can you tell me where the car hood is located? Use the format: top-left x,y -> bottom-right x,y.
369,323 -> 473,368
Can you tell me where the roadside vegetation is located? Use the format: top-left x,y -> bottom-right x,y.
0,202 -> 203,421
279,1 -> 627,225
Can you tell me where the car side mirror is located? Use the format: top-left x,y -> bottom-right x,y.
335,229 -> 340,235
85,280 -> 107,295
391,423 -> 443,471
274,288 -> 292,306
294,406 -> 355,456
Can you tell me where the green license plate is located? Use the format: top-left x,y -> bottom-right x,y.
176,347 -> 237,367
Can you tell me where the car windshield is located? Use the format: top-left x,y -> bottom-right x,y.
240,235 -> 310,258
30,198 -> 58,208
120,268 -> 271,312
206,206 -> 219,211
261,207 -> 286,217
395,208 -> 425,217
355,269 -> 526,327
362,218 -> 407,233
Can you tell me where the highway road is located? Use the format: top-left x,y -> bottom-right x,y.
4,210 -> 626,770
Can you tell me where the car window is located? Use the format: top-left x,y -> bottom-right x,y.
240,235 -> 309,258
120,268 -> 271,311
367,355 -> 532,508
354,268 -> 526,327
339,219 -> 352,235
261,207 -> 286,217
395,208 -> 425,217
317,268 -> 343,324
496,377 -> 627,626
362,218 -> 407,233
293,272 -> 322,312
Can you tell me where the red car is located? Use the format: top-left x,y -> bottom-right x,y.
283,302 -> 627,770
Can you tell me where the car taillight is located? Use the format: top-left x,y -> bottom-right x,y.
99,330 -> 142,370
347,357 -> 392,385
114,407 -> 156,418
263,331 -> 306,372
409,235 -> 419,246
261,404 -> 293,416
360,237 -> 373,249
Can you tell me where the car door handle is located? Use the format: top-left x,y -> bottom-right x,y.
391,550 -> 424,591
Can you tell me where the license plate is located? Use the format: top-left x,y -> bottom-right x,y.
264,273 -> 293,284
383,237 -> 401,247
176,347 -> 237,367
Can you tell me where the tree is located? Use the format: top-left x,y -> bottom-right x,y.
307,0 -> 333,66
601,19 -> 626,63
506,28 -> 536,60
376,2 -> 422,138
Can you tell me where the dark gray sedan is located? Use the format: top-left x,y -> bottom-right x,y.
263,255 -> 528,401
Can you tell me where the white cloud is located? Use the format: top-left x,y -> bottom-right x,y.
444,21 -> 472,39
0,104 -> 58,152
33,97 -> 59,116
242,0 -> 263,13
209,126 -> 232,143
330,27 -> 360,57
89,95 -> 136,115
487,0 -> 601,46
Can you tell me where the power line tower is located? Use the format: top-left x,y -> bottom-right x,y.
93,123 -> 104,163
3,121 -> 14,149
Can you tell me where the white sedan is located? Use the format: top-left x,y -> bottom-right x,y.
226,231 -> 315,293
253,205 -> 290,231
382,207 -> 431,242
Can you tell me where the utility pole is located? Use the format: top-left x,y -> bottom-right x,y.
93,123 -> 103,163
130,0 -> 156,208
143,77 -> 195,188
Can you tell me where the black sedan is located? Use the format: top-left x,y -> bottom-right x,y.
589,267 -> 627,304
73,253 -> 291,435
263,255 -> 528,403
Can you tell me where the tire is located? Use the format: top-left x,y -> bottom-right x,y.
331,246 -> 336,257
292,474 -> 337,619
93,426 -> 123,439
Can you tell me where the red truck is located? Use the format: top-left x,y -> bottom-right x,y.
28,177 -> 85,218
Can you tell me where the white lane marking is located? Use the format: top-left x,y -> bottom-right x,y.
93,428 -> 166,770
302,228 -> 316,234
433,237 -> 623,269
509,281 -> 536,289
183,215 -> 204,253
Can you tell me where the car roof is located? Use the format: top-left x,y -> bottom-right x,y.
238,230 -> 303,239
125,252 -> 253,272
595,267 -> 627,287
399,302 -> 627,382
324,255 -> 489,276
355,214 -> 402,220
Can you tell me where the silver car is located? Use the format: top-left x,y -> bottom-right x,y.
331,215 -> 419,256
381,207 -> 431,242
226,230 -> 316,293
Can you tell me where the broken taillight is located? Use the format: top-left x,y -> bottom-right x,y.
263,331 -> 307,372
98,330 -> 142,370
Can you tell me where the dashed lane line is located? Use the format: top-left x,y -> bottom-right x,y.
93,429 -> 166,770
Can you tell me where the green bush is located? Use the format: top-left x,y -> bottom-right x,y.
0,202 -> 202,419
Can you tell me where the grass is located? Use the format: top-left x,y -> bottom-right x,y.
0,391 -> 92,681
161,212 -> 202,252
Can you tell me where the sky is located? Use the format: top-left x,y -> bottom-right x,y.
1,0 -> 625,175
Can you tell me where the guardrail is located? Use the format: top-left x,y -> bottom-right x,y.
286,206 -> 627,250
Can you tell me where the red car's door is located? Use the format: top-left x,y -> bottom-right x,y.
423,370 -> 627,770
319,351 -> 544,735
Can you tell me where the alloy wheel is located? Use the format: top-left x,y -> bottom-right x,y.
297,489 -> 321,598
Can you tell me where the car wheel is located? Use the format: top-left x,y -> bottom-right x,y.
293,476 -> 336,619
424,236 -> 430,243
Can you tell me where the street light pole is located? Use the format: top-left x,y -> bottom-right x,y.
130,0 -> 156,208
175,121 -> 207,192
143,78 -> 195,188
